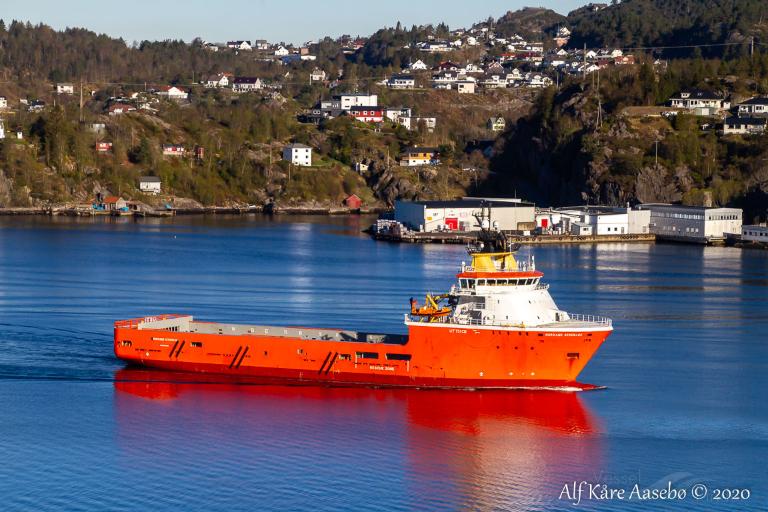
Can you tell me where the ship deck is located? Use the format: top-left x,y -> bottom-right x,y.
116,315 -> 408,345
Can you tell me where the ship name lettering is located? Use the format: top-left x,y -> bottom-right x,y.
369,365 -> 395,371
449,329 -> 467,334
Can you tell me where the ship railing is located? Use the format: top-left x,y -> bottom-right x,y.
535,282 -> 550,291
114,314 -> 188,329
563,313 -> 612,326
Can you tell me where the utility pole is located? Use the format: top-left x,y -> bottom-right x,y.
751,36 -> 755,58
583,42 -> 587,81
596,67 -> 602,128
655,140 -> 659,167
79,81 -> 84,123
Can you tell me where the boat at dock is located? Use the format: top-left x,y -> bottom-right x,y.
114,208 -> 612,390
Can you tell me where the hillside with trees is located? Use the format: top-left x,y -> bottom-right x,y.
566,0 -> 768,57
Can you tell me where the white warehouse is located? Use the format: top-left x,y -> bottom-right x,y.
394,198 -> 536,232
549,206 -> 651,235
639,204 -> 742,243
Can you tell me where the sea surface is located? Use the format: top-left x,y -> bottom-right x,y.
0,215 -> 766,511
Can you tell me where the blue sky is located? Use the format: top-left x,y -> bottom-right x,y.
3,0 -> 585,44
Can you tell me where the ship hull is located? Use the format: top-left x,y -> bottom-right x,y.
114,319 -> 610,390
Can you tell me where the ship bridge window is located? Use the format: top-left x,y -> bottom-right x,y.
356,351 -> 378,360
477,279 -> 486,286
386,353 -> 412,361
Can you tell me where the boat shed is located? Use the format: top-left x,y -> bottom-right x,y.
394,198 -> 535,232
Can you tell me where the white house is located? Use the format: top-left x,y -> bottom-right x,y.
156,86 -> 189,101
336,93 -> 377,111
283,143 -> 312,166
0,96 -> 7,109
227,40 -> 252,51
397,116 -> 437,132
310,68 -> 327,82
669,89 -> 729,115
232,77 -> 263,92
722,116 -> 768,135
55,83 -> 75,94
408,59 -> 428,70
274,45 -> 290,56
0,119 -> 5,139
456,80 -> 477,94
139,176 -> 162,195
384,106 -> 412,122
387,74 -> 416,89
736,97 -> 768,115
205,73 -> 231,88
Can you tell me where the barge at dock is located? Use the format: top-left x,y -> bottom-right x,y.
114,211 -> 612,390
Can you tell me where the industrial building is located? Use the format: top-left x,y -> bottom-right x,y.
536,206 -> 651,235
638,204 -> 742,243
394,198 -> 536,233
742,225 -> 768,243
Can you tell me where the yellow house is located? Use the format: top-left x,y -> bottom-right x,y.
400,146 -> 439,167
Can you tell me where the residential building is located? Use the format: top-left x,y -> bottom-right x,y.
348,106 -> 384,123
227,40 -> 252,51
156,86 -> 189,101
0,96 -> 7,109
103,196 -> 128,211
233,77 -> 263,92
736,97 -> 768,115
107,103 -> 135,115
722,116 -> 768,135
456,80 -> 476,94
384,106 -> 412,122
387,74 -> 416,89
55,83 -> 75,94
639,204 -> 742,243
0,119 -> 4,139
668,89 -> 729,116
283,143 -> 312,166
95,142 -> 113,153
336,93 -> 377,111
397,116 -> 437,132
205,73 -> 232,88
139,176 -> 162,195
253,40 -> 270,50
408,59 -> 428,70
273,45 -> 290,56
742,225 -> 768,243
310,68 -> 327,82
162,144 -> 186,157
394,198 -> 535,232
399,147 -> 440,167
487,116 -> 506,132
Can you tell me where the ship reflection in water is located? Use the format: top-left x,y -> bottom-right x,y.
114,368 -> 603,510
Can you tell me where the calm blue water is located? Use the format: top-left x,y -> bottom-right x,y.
0,215 -> 766,511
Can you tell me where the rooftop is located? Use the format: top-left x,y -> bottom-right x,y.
402,199 -> 534,208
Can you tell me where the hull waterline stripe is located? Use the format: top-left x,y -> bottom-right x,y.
229,346 -> 242,369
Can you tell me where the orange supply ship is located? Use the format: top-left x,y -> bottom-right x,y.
114,218 -> 612,390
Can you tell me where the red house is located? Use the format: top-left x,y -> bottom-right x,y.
348,106 -> 384,123
95,142 -> 113,153
344,194 -> 362,209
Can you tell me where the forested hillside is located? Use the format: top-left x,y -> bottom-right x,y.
567,0 -> 768,56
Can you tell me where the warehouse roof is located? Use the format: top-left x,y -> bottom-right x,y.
406,199 -> 534,208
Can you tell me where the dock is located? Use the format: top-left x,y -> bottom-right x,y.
372,231 -> 656,245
